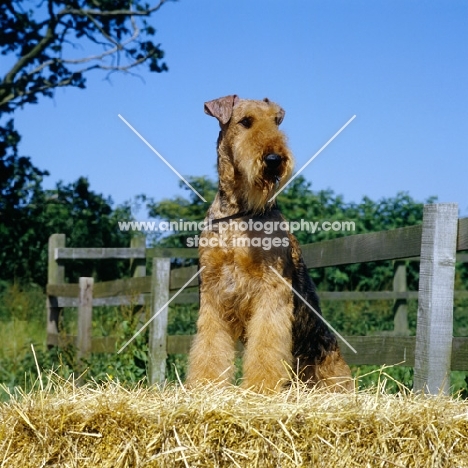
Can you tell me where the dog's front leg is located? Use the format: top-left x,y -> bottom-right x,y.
186,292 -> 237,387
242,278 -> 294,392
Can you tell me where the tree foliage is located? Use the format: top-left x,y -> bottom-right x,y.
0,0 -> 171,286
0,0 -> 169,113
0,119 -> 48,282
0,120 -> 134,286
0,173 -> 133,286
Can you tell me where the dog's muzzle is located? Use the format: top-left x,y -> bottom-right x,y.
264,154 -> 282,171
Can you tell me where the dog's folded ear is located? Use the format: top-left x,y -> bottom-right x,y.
263,97 -> 285,125
276,107 -> 285,125
204,95 -> 239,125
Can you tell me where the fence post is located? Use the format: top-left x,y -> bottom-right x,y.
392,261 -> 410,336
77,277 -> 94,364
130,235 -> 147,278
414,203 -> 458,394
131,235 -> 147,328
46,233 -> 66,347
149,257 -> 171,385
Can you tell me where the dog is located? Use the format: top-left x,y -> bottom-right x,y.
186,95 -> 353,392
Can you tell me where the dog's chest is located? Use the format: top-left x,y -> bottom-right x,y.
199,224 -> 291,300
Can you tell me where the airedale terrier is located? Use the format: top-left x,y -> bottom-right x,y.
186,95 -> 352,392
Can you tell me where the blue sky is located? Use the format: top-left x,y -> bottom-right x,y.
10,0 -> 468,216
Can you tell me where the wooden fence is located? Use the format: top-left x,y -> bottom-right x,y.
46,203 -> 468,394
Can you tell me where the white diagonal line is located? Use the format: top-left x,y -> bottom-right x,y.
117,266 -> 205,354
269,114 -> 356,202
118,114 -> 207,203
269,266 -> 357,354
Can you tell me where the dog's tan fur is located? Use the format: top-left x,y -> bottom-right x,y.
186,95 -> 353,392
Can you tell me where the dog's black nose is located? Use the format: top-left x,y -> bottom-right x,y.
264,154 -> 282,169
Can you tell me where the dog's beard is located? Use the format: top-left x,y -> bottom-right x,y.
232,150 -> 294,214
242,170 -> 291,214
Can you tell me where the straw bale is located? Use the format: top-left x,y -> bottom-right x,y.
1,376 -> 467,467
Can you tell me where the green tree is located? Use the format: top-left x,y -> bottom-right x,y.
0,0 -> 169,113
34,177 -> 133,286
0,0 -> 171,284
0,121 -> 49,281
1,174 -> 133,286
147,177 -> 218,248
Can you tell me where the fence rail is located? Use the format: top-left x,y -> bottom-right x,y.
46,204 -> 468,394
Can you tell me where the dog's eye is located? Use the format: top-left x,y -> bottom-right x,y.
238,117 -> 253,128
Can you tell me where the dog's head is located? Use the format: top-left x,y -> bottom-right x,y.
205,95 -> 294,213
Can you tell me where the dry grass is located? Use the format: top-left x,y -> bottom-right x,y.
1,370 -> 468,468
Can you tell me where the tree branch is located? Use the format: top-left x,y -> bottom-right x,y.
61,23 -> 140,65
3,0 -> 60,85
58,0 -> 168,18
0,0 -> 170,113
